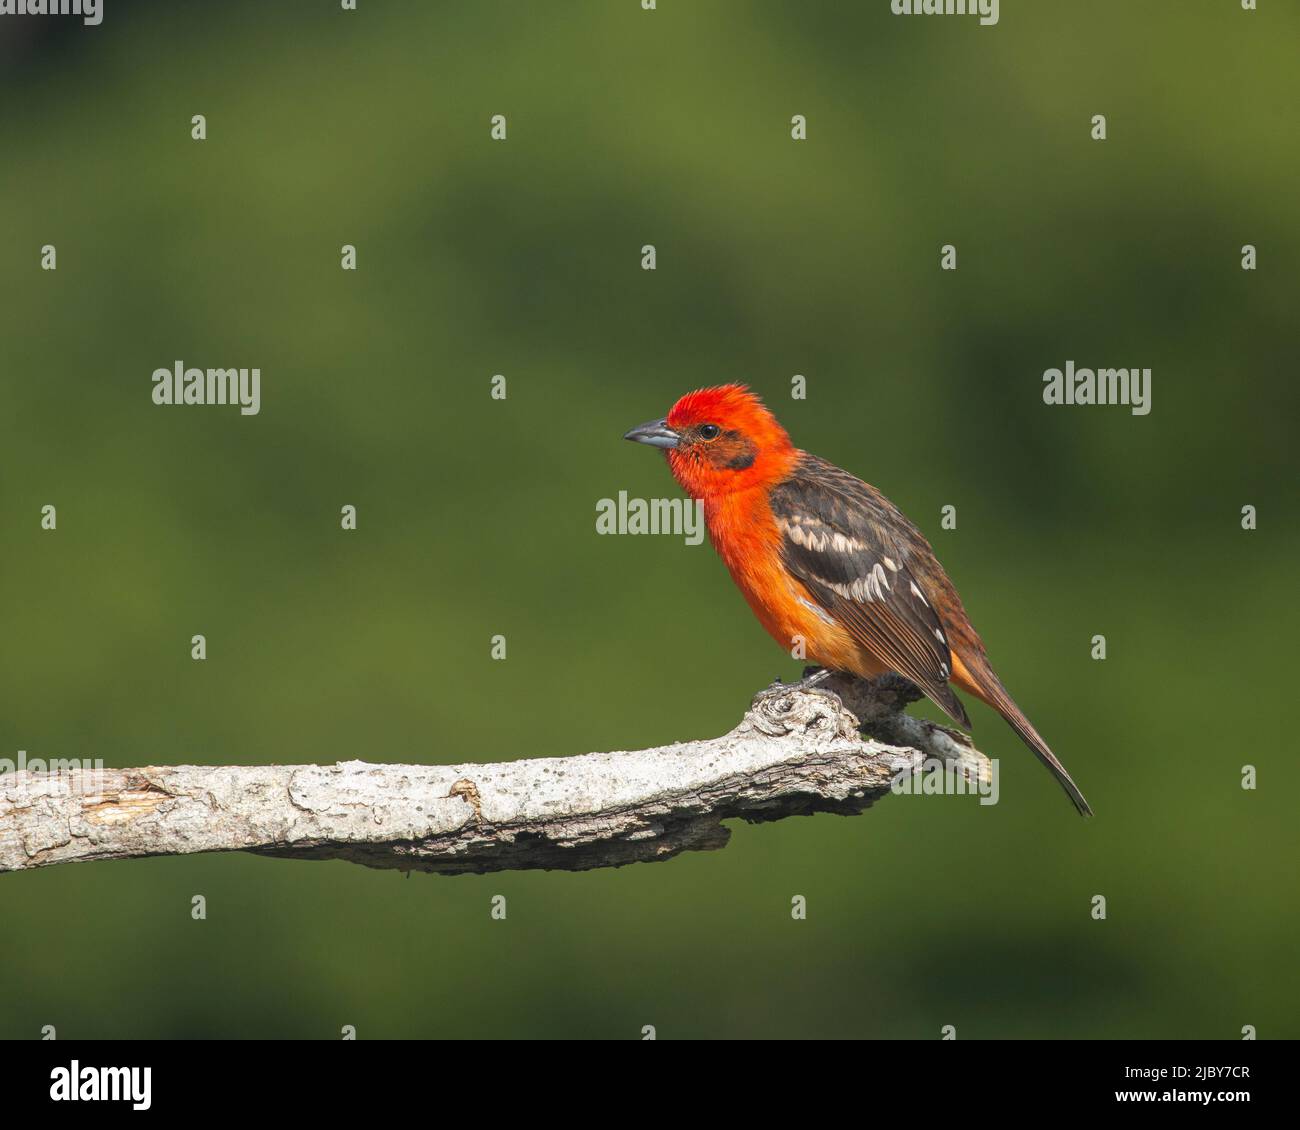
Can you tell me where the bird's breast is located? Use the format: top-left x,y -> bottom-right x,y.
702,490 -> 864,670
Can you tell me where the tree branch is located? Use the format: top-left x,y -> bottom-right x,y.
0,674 -> 990,875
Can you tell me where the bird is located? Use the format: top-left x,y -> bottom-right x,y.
624,383 -> 1092,816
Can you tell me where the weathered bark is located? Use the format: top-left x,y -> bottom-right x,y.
0,674 -> 989,875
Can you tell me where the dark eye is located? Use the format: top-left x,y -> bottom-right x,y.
698,423 -> 721,440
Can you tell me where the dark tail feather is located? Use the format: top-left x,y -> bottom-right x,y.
929,682 -> 972,730
981,679 -> 1093,817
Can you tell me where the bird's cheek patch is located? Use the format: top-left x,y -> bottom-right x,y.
711,432 -> 757,470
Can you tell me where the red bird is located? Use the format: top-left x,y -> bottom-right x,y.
625,384 -> 1091,816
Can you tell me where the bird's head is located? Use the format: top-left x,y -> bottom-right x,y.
624,384 -> 797,498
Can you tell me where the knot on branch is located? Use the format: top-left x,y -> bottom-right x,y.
740,680 -> 863,742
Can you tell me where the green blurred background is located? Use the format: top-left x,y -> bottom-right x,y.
2,0 -> 1296,1039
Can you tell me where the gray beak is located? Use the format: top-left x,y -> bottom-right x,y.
623,418 -> 680,450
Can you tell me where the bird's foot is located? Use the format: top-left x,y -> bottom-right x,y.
751,667 -> 832,706
798,666 -> 833,688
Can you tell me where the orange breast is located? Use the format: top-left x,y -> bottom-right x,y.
703,489 -> 878,676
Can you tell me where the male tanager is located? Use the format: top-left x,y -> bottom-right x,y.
625,384 -> 1091,816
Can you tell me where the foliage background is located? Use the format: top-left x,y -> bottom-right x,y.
1,0 -> 1295,1039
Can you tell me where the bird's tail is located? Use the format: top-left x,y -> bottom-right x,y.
952,656 -> 1093,817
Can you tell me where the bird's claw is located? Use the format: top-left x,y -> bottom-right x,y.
753,667 -> 833,706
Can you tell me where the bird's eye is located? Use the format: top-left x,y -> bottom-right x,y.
698,423 -> 721,440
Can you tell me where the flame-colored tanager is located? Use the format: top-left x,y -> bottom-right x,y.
625,384 -> 1091,816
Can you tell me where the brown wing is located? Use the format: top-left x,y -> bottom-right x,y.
769,453 -> 971,729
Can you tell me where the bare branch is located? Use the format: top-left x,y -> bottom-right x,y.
0,674 -> 989,875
